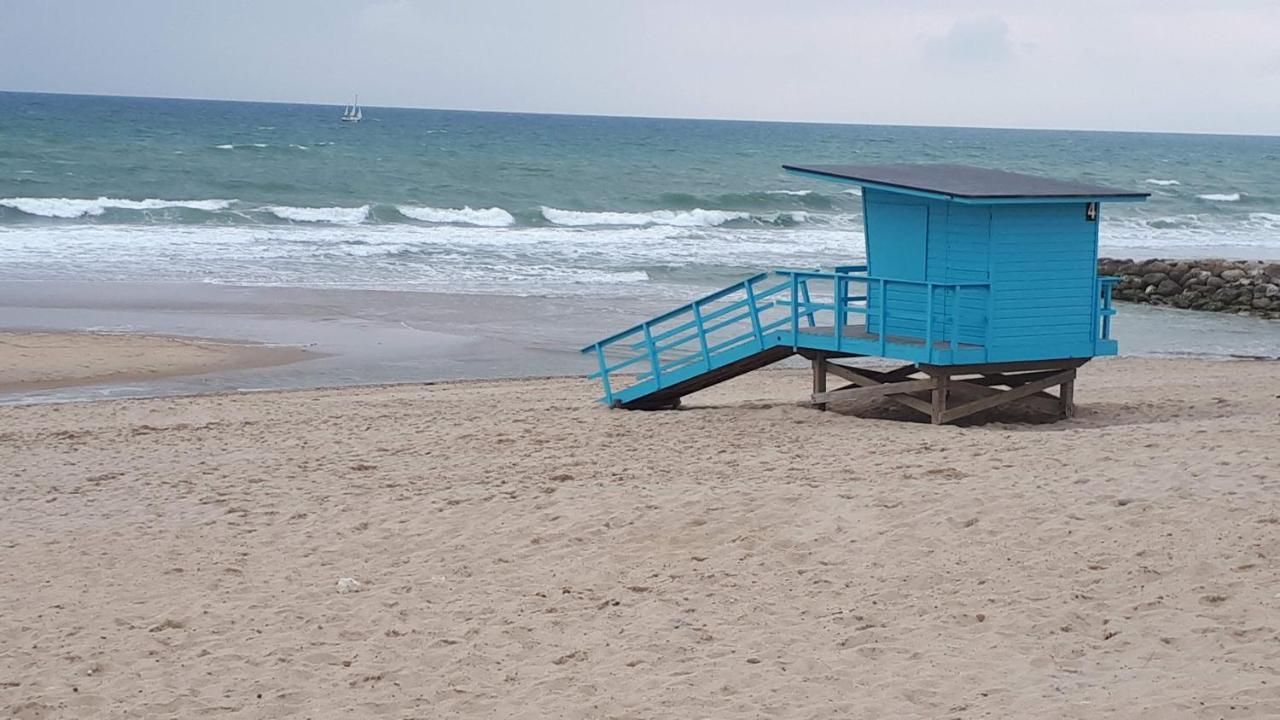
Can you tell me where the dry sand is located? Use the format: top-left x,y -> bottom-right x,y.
0,331 -> 315,395
2,354 -> 1279,718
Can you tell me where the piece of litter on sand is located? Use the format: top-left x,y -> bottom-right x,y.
336,577 -> 362,594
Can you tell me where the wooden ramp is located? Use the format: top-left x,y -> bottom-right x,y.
618,346 -> 794,410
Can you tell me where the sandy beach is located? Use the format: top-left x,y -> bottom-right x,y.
3,343 -> 1279,718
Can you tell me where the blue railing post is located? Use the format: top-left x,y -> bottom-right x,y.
877,278 -> 887,356
641,322 -> 662,385
834,275 -> 847,352
691,301 -> 712,370
950,286 -> 960,353
743,279 -> 765,347
985,283 -> 994,353
789,274 -> 799,345
925,284 -> 935,356
594,342 -> 614,406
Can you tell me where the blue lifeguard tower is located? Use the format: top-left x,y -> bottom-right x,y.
581,163 -> 1148,423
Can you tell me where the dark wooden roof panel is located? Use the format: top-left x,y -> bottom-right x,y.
783,163 -> 1149,200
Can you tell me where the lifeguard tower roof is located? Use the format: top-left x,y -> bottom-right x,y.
783,163 -> 1149,203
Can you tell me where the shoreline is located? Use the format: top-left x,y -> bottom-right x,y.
3,328 -> 1278,410
4,274 -> 1280,404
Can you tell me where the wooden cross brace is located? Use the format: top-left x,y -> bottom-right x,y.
809,353 -> 1086,424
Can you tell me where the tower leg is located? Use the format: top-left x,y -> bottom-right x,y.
930,371 -> 949,425
812,353 -> 828,411
1059,377 -> 1075,419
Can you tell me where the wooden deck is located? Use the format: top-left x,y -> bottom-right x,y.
797,325 -> 985,351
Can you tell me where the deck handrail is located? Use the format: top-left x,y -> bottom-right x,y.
773,267 -> 990,288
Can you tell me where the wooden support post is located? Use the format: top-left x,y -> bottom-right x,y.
930,371 -> 949,425
812,352 -> 828,411
1059,375 -> 1075,419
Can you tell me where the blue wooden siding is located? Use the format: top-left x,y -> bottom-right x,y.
986,203 -> 1099,361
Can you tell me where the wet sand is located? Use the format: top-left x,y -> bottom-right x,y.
2,357 -> 1279,718
0,331 -> 316,395
0,280 -> 643,403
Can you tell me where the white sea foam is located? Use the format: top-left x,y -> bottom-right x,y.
398,205 -> 515,227
1198,192 -> 1242,202
0,223 -> 867,299
541,207 -> 751,227
843,188 -> 863,196
290,144 -> 309,150
0,197 -> 233,218
1248,212 -> 1280,228
766,190 -> 812,196
1145,178 -> 1181,186
266,205 -> 370,224
215,144 -> 234,150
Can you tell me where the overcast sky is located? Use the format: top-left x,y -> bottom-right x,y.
2,0 -> 1278,135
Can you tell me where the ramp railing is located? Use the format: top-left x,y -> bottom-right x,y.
580,272 -> 799,406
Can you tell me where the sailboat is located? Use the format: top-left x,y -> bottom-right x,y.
341,95 -> 362,123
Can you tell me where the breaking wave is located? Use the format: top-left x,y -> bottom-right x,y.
265,204 -> 370,224
1145,178 -> 1181,186
1197,192 -> 1242,202
542,207 -> 752,227
0,196 -> 233,219
397,205 -> 515,227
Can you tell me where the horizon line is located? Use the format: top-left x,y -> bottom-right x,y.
2,88 -> 1278,140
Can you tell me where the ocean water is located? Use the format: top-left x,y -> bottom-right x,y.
2,91 -> 1280,302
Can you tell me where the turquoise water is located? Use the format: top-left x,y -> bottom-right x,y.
2,91 -> 1279,300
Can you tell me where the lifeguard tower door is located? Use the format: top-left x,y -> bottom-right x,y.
867,203 -> 927,280
865,200 -> 929,337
